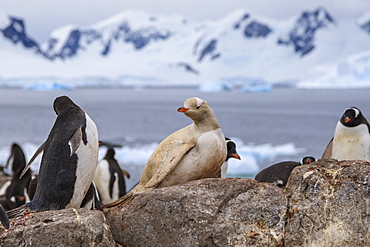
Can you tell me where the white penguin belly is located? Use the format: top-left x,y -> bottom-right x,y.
220,161 -> 228,178
332,123 -> 370,161
93,160 -> 112,204
160,129 -> 226,187
66,114 -> 99,208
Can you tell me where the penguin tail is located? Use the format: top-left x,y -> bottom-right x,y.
6,205 -> 28,220
0,204 -> 9,229
102,191 -> 135,209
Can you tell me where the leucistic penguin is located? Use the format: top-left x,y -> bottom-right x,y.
103,97 -> 227,208
254,156 -> 316,187
322,107 -> 370,161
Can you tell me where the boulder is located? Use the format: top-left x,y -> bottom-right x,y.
105,178 -> 287,246
1,159 -> 369,247
284,159 -> 370,246
0,208 -> 117,246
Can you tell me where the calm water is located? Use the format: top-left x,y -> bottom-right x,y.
1,87 -> 370,187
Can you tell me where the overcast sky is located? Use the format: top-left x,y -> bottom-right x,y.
1,0 -> 369,42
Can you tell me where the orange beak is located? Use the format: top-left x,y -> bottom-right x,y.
177,107 -> 189,112
345,117 -> 351,123
232,153 -> 241,160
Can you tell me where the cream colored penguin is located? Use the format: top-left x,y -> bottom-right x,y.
103,97 -> 227,207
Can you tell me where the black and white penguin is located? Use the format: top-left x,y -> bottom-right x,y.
8,96 -> 99,217
93,147 -> 129,204
0,143 -> 28,197
27,177 -> 102,210
322,107 -> 370,161
1,160 -> 32,211
0,204 -> 9,229
4,143 -> 27,176
220,138 -> 241,178
80,182 -> 102,210
254,156 -> 316,187
0,143 -> 32,211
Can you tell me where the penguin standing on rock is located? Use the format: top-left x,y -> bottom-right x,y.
322,107 -> 370,161
254,156 -> 316,187
103,97 -> 227,208
93,147 -> 130,205
220,138 -> 241,178
6,96 -> 99,219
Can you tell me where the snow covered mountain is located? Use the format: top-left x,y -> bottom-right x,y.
0,7 -> 370,88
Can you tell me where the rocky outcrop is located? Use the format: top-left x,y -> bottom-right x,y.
284,159 -> 370,246
0,208 -> 117,246
105,178 -> 287,246
0,159 -> 369,246
105,159 -> 370,247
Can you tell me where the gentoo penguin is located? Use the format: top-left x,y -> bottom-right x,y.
27,177 -> 102,210
4,143 -> 27,176
7,96 -> 99,218
1,158 -> 32,211
103,97 -> 227,208
322,107 -> 370,161
93,147 -> 129,204
254,156 -> 316,187
0,204 -> 9,229
0,143 -> 32,210
80,182 -> 102,210
220,137 -> 241,178
0,143 -> 28,197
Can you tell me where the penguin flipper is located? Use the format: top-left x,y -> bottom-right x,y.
20,142 -> 45,179
122,169 -> 130,179
68,127 -> 82,156
145,141 -> 195,188
321,137 -> 333,159
0,204 -> 9,229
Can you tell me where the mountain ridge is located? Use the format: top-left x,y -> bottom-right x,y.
0,7 -> 369,87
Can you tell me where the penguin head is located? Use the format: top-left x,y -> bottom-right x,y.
53,96 -> 78,115
225,138 -> 241,161
177,97 -> 214,122
105,148 -> 116,159
299,156 -> 316,165
340,107 -> 366,127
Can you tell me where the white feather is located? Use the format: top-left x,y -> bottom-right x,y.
66,113 -> 99,208
332,122 -> 370,161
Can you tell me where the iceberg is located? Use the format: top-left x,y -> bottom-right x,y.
23,82 -> 74,91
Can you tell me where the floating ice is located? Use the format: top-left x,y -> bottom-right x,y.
23,82 -> 74,91
198,80 -> 232,92
240,81 -> 273,93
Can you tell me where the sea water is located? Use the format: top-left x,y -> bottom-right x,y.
1,87 -> 370,190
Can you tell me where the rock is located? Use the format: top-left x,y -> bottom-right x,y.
1,159 -> 369,246
104,178 -> 287,246
284,159 -> 370,247
0,208 -> 117,246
